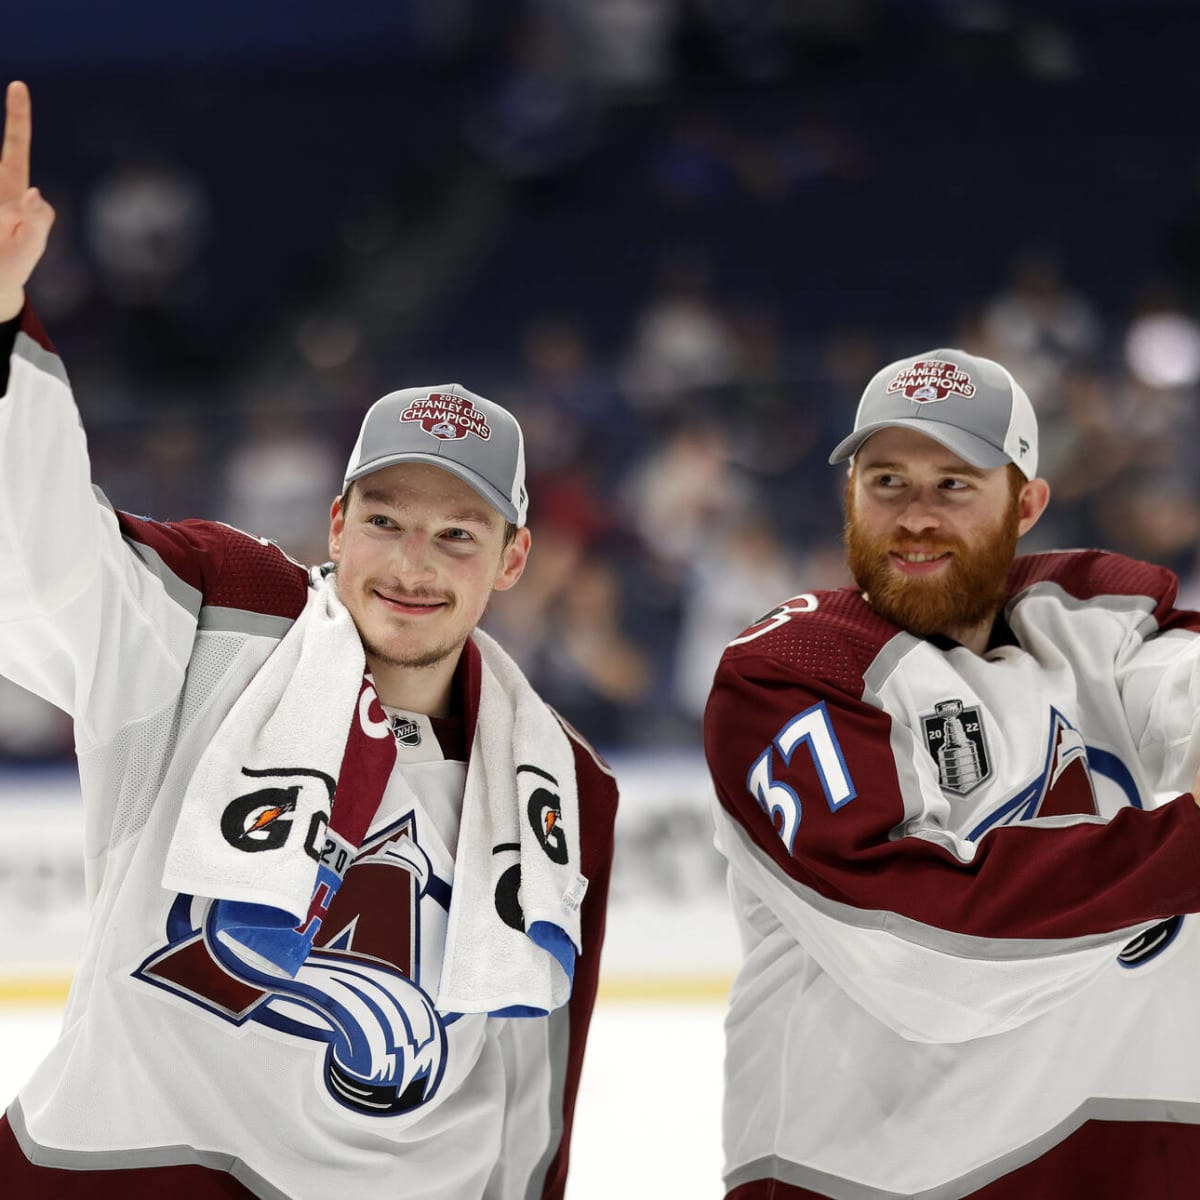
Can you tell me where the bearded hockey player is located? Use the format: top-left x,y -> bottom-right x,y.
705,346 -> 1200,1197
0,81 -> 617,1200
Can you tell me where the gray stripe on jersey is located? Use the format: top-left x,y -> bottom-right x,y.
522,1003 -> 572,1199
726,1096 -> 1200,1198
727,816 -> 1145,960
6,1097 -> 291,1199
14,329 -> 69,387
199,605 -> 295,639
862,629 -> 924,695
92,489 -> 205,618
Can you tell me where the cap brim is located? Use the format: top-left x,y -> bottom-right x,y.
828,420 -> 1012,471
345,452 -> 522,525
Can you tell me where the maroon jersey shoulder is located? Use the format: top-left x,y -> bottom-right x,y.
1008,549 -> 1180,622
117,513 -> 309,621
719,588 -> 901,696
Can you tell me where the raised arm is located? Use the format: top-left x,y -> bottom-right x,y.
0,81 -> 55,322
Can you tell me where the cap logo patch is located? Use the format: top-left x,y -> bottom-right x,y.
400,392 -> 493,442
886,359 -> 976,404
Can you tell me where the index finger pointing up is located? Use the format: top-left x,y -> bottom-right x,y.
3,81 -> 32,193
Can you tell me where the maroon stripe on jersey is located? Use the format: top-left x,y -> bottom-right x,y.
18,303 -> 56,354
1009,548 -> 1196,629
536,738 -> 619,1199
117,514 -> 309,620
725,1117 -> 1200,1198
706,657 -> 1200,942
0,1114 -> 259,1199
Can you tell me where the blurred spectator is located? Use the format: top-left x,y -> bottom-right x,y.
1093,474 -> 1200,581
559,0 -> 679,99
462,18 -> 595,180
977,248 -> 1101,404
620,418 -> 760,577
218,398 -> 344,565
620,251 -> 737,413
510,315 -> 638,488
672,513 -> 800,721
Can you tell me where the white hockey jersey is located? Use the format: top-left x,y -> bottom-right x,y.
0,306 -> 619,1200
706,555 -> 1200,1199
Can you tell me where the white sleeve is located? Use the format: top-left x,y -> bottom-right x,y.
715,801 -> 1142,1045
0,320 -> 199,749
1117,624 -> 1200,796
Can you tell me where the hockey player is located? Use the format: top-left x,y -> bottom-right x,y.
705,347 -> 1200,1197
0,81 -> 618,1199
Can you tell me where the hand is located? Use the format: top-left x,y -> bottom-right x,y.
0,81 -> 55,323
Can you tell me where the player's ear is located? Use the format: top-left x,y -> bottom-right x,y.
493,527 -> 531,593
329,494 -> 347,561
1017,478 -> 1051,537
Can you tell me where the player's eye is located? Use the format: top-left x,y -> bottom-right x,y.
442,527 -> 473,541
367,514 -> 394,528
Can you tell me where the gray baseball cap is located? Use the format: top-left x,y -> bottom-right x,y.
828,348 -> 1039,479
344,383 -> 528,525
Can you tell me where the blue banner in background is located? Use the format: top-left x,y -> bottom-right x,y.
7,1 -> 422,70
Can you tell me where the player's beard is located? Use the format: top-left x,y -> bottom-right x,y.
843,486 -> 1021,639
361,631 -> 466,672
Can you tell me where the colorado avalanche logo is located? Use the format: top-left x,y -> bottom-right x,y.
135,813 -> 452,1117
400,392 -> 492,442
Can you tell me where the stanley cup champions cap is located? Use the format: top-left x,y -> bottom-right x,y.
344,384 -> 529,525
828,349 -> 1039,479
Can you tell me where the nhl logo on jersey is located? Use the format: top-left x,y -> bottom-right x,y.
390,715 -> 422,747
921,698 -> 992,795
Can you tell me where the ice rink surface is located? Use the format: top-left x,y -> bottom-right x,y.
0,997 -> 727,1199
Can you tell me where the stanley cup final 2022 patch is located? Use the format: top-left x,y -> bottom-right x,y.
921,698 -> 992,795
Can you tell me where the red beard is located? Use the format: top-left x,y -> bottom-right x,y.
844,490 -> 1021,639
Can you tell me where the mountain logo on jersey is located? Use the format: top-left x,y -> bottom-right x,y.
921,699 -> 992,795
135,812 -> 452,1118
400,392 -> 492,442
968,706 -> 1109,843
886,359 -> 976,404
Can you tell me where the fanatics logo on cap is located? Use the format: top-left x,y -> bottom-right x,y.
886,359 -> 977,404
400,392 -> 493,442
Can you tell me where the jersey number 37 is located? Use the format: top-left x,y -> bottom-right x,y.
746,701 -> 856,853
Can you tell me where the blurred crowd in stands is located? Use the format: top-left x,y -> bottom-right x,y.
5,0 -> 1200,760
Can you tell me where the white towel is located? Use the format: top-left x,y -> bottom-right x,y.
163,573 -> 587,1015
163,570 -> 372,922
438,627 -> 587,1017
